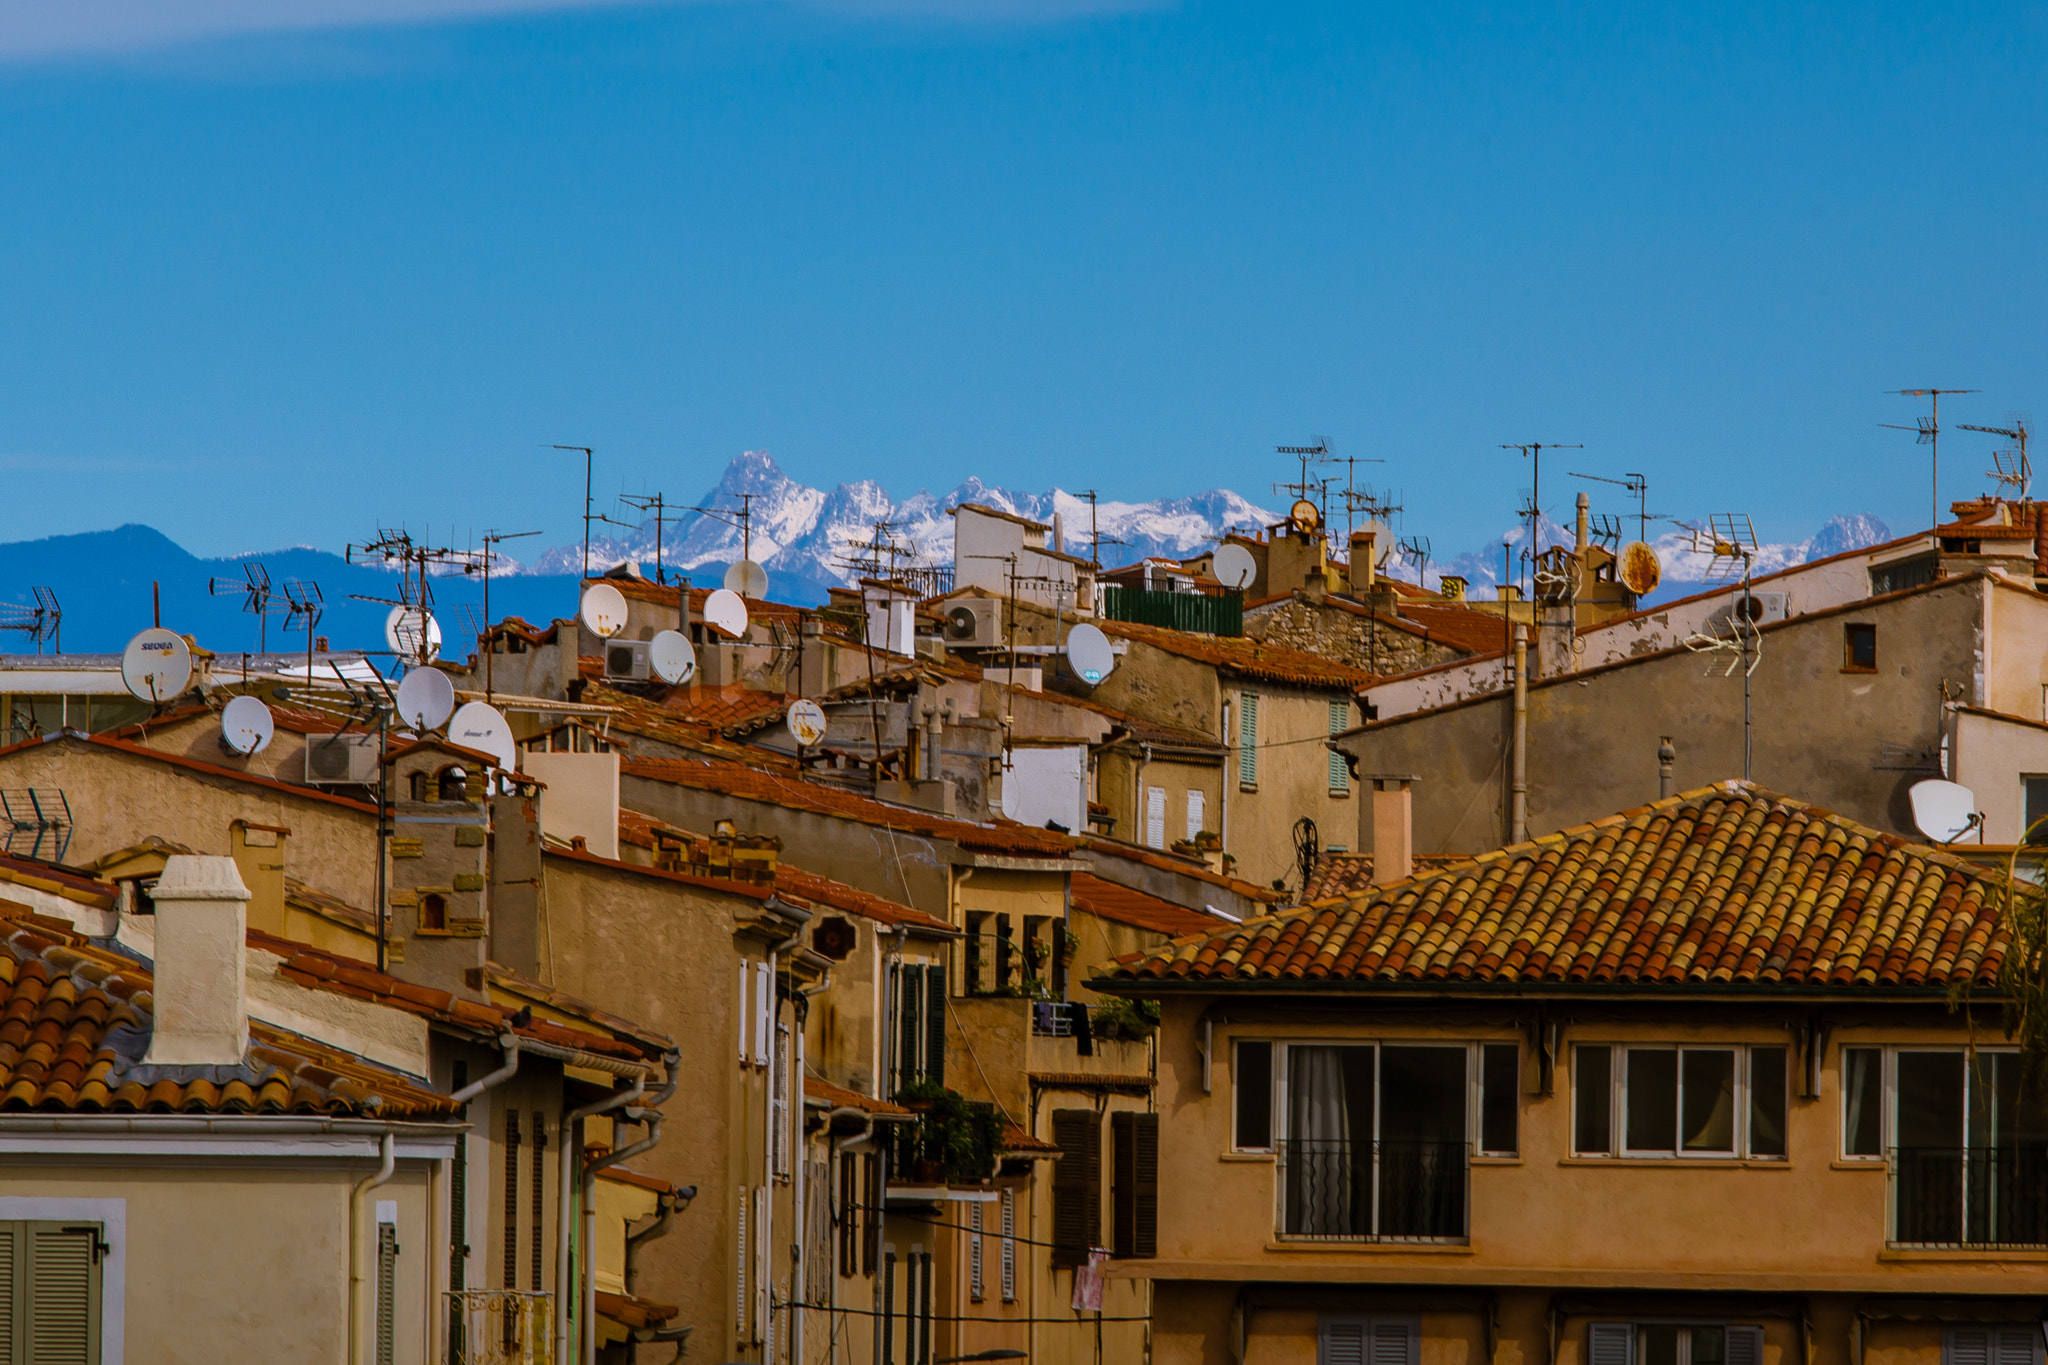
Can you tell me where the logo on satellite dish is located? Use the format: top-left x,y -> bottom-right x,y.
1064,624 -> 1115,687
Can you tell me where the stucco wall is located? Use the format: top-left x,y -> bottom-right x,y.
1229,685 -> 1357,889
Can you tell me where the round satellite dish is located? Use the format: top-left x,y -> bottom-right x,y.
121,628 -> 193,703
579,583 -> 630,639
703,588 -> 750,640
384,606 -> 442,662
1619,541 -> 1663,596
1909,779 -> 1979,844
1065,623 -> 1116,687
1290,498 -> 1321,531
649,629 -> 697,685
724,559 -> 770,599
787,698 -> 827,748
1212,543 -> 1257,591
219,694 -> 275,756
394,667 -> 456,731
448,701 -> 517,773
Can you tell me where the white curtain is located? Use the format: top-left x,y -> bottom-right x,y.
1289,1046 -> 1352,1234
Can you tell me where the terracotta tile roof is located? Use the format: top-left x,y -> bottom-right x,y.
578,682 -> 801,767
1080,837 -> 1286,904
283,878 -> 377,935
1301,851 -> 1472,903
804,1076 -> 914,1116
621,755 -> 1074,858
1247,591 -> 1503,658
1096,619 -> 1376,690
595,1291 -> 678,1329
0,914 -> 455,1118
541,841 -> 776,903
1103,783 -> 2014,994
999,1121 -> 1060,1155
478,964 -> 679,1058
595,1164 -> 678,1196
1070,872 -> 1221,937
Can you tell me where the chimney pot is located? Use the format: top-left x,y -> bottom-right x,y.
142,855 -> 251,1067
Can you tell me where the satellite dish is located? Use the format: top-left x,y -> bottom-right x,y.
579,583 -> 630,639
787,698 -> 827,748
121,628 -> 193,703
394,667 -> 456,731
1619,541 -> 1663,596
1213,543 -> 1257,592
1909,779 -> 1979,844
384,606 -> 442,662
219,695 -> 275,756
724,559 -> 770,600
1065,623 -> 1116,686
649,630 -> 697,685
1290,499 -> 1321,531
703,589 -> 750,640
448,701 -> 517,773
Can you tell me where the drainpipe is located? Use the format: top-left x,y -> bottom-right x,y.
623,1184 -> 697,1363
452,1033 -> 522,1104
1219,697 -> 1231,858
348,1129 -> 397,1365
1658,736 -> 1676,800
582,1051 -> 682,1365
1510,625 -> 1529,844
556,1074 -> 648,1365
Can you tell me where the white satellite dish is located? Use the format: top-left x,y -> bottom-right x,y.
121,628 -> 193,703
724,559 -> 770,599
448,701 -> 517,774
579,582 -> 630,639
384,606 -> 442,662
1065,623 -> 1116,686
1909,779 -> 1979,844
649,630 -> 697,686
219,695 -> 275,756
703,588 -> 750,640
1212,543 -> 1257,592
786,698 -> 827,748
394,667 -> 456,731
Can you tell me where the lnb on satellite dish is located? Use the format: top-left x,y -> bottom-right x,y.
580,583 -> 630,639
724,559 -> 770,600
1065,623 -> 1116,687
1212,543 -> 1257,592
1909,779 -> 1979,844
703,589 -> 749,640
395,667 -> 456,731
121,628 -> 194,704
219,694 -> 275,756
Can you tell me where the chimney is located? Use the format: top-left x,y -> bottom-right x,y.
1364,777 -> 1415,887
1349,531 -> 1377,595
143,855 -> 251,1066
1575,491 -> 1590,554
1658,736 -> 1676,800
798,617 -> 827,698
229,820 -> 289,938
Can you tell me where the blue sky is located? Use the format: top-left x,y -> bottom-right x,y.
1,0 -> 2044,559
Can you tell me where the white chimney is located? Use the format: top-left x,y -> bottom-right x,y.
144,855 -> 251,1066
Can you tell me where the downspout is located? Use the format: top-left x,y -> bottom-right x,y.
624,1185 -> 697,1363
1510,625 -> 1529,843
556,1075 -> 649,1365
348,1129 -> 397,1365
1219,697 -> 1232,859
582,1051 -> 682,1365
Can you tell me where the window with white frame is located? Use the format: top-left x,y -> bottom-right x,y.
1571,1044 -> 1786,1159
1589,1320 -> 1765,1365
1186,788 -> 1206,842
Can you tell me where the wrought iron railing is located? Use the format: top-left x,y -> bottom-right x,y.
1279,1139 -> 1468,1242
446,1289 -> 554,1365
1891,1146 -> 2048,1248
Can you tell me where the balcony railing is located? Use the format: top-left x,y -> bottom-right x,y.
1279,1139 -> 1468,1242
446,1290 -> 554,1365
1101,584 -> 1243,636
1891,1146 -> 2048,1248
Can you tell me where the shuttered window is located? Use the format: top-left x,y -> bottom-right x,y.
754,962 -> 773,1068
1328,700 -> 1350,793
998,1189 -> 1017,1303
1186,789 -> 1206,841
772,1025 -> 792,1178
1110,1111 -> 1159,1259
1049,1109 -> 1101,1269
1589,1323 -> 1633,1365
375,1221 -> 399,1365
924,964 -> 947,1089
1590,1322 -> 1769,1365
738,962 -> 752,1064
0,1221 -> 105,1364
1145,786 -> 1166,850
1320,1315 -> 1417,1365
1948,1327 -> 2042,1365
1238,693 -> 1259,788
967,1200 -> 984,1302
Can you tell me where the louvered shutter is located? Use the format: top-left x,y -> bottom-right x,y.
968,1201 -> 984,1302
1145,787 -> 1166,849
753,1187 -> 769,1344
1238,693 -> 1259,786
754,962 -> 772,1067
738,963 -> 751,1064
25,1224 -> 98,1365
1589,1323 -> 1635,1365
0,1223 -> 17,1365
1950,1331 -> 1993,1365
1372,1320 -> 1418,1365
1322,1321 -> 1368,1365
1328,701 -> 1350,792
1110,1112 -> 1158,1259
898,964 -> 922,1091
375,1224 -> 398,1365
1994,1329 -> 2040,1365
923,964 -> 947,1087
1050,1109 -> 1100,1268
735,1188 -> 749,1338
999,1189 -> 1017,1303
1727,1327 -> 1765,1365
1186,789 -> 1205,841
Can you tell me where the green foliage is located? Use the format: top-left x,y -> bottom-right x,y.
892,1079 -> 1006,1184
1980,852 -> 2048,1093
1090,996 -> 1161,1043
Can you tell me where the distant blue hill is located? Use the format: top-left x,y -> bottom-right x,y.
0,525 -> 607,659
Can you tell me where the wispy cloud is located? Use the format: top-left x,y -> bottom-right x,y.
0,0 -> 1161,62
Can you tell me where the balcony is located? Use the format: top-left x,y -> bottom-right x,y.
1891,1146 -> 2048,1248
1279,1139 -> 1468,1243
1101,583 -> 1243,636
447,1289 -> 554,1365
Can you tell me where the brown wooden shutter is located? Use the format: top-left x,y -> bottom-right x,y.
1111,1111 -> 1159,1259
923,964 -> 947,1087
1050,1109 -> 1100,1268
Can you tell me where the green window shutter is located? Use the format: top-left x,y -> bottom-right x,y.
1238,693 -> 1259,787
1049,1109 -> 1100,1269
923,964 -> 947,1088
25,1222 -> 100,1364
1328,700 -> 1350,792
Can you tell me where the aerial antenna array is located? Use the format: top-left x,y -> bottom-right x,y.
1958,417 -> 2032,501
346,527 -> 470,666
1676,510 -> 1762,780
209,562 -> 283,653
1884,388 -> 1977,531
0,588 -> 60,654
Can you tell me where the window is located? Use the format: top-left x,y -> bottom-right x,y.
1589,1322 -> 1764,1365
1571,1044 -> 1787,1159
1186,789 -> 1206,842
968,1200 -> 984,1301
1843,623 -> 1877,672
1238,692 -> 1259,788
1946,1325 -> 2043,1365
438,765 -> 470,801
0,1222 -> 105,1362
1145,785 -> 1166,850
419,893 -> 447,933
1234,1040 -> 1273,1150
771,1024 -> 792,1179
1328,701 -> 1351,794
1870,554 -> 1936,597
375,1215 -> 399,1365
1842,1047 -> 1883,1157
1874,1048 -> 2048,1247
1110,1111 -> 1159,1258
1281,1044 -> 1467,1240
1480,1043 -> 1519,1155
1320,1316 -> 1417,1365
889,963 -> 946,1092
998,1188 -> 1017,1302
2025,778 -> 2048,845
838,1152 -> 859,1279
1050,1109 -> 1101,1267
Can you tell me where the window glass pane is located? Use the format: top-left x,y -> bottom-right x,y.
1234,1041 -> 1272,1149
2025,779 -> 2048,845
1480,1044 -> 1519,1154
1749,1046 -> 1788,1157
1574,1046 -> 1611,1154
1969,1053 -> 2047,1149
1693,1327 -> 1728,1365
1896,1052 -> 1965,1150
1641,1325 -> 1682,1365
1681,1049 -> 1737,1152
1380,1046 -> 1467,1144
1626,1049 -> 1679,1152
1843,1047 -> 1883,1156
1285,1047 -> 1373,1238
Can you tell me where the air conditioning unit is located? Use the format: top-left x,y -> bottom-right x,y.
304,734 -> 380,785
1703,591 -> 1789,636
940,598 -> 1002,649
605,640 -> 652,681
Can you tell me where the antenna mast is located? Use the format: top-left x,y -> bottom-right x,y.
468,529 -> 540,699
617,492 -> 683,584
0,588 -> 61,656
552,445 -> 596,577
1502,443 -> 1583,573
1884,389 -> 1977,531
1958,418 -> 2032,502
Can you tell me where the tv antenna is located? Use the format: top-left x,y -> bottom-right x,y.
464,528 -> 540,698
209,562 -> 283,653
552,445 -> 596,577
1958,417 -> 2032,501
0,588 -> 60,655
1885,389 -> 1977,531
1503,442 -> 1582,565
1678,513 -> 1762,780
616,491 -> 684,584
1569,470 -> 1662,544
1397,534 -> 1431,583
1331,453 -> 1387,538
1274,437 -> 1337,527
346,527 -> 470,663
282,578 -> 322,679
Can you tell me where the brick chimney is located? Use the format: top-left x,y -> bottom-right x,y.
143,855 -> 251,1066
1363,777 -> 1415,887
